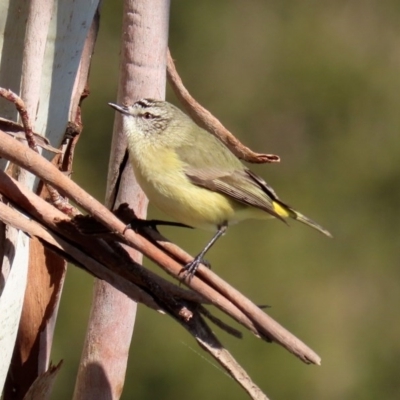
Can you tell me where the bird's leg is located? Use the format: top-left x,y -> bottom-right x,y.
124,218 -> 192,234
183,223 -> 228,279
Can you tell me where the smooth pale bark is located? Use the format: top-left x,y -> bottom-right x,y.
0,0 -> 100,398
73,1 -> 170,399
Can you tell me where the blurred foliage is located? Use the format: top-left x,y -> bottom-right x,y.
51,1 -> 400,399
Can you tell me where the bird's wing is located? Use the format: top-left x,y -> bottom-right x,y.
174,133 -> 285,220
185,166 -> 284,221
244,169 -> 280,201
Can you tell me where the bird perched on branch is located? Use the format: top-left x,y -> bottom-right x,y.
109,99 -> 331,276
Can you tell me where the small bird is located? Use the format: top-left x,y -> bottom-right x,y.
109,99 -> 331,276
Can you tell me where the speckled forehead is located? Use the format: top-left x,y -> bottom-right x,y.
135,99 -> 157,108
130,99 -> 158,116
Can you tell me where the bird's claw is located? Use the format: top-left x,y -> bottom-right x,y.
180,256 -> 211,280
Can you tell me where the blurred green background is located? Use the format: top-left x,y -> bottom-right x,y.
51,1 -> 400,399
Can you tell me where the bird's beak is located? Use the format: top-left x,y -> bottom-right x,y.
108,102 -> 130,115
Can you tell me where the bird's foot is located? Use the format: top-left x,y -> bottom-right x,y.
180,256 -> 211,280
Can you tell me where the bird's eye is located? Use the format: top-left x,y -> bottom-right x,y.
143,112 -> 152,119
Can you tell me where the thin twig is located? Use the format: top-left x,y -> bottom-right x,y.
180,312 -> 270,400
0,88 -> 38,152
0,87 -> 76,217
198,305 -> 243,339
167,49 -> 280,164
0,118 -> 61,153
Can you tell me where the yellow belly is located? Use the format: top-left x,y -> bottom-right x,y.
129,148 -> 247,230
137,169 -> 240,230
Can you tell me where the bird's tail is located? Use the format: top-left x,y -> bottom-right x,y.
272,200 -> 332,238
291,209 -> 332,237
